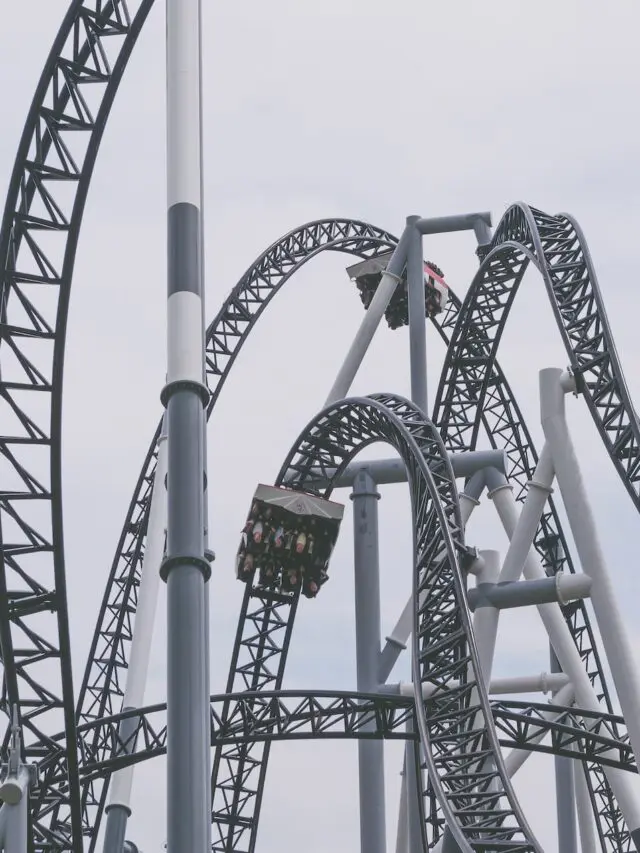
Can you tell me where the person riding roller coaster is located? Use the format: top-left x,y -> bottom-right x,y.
351,254 -> 448,329
236,493 -> 339,599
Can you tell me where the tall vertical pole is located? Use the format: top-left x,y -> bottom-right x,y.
163,1 -> 210,851
550,649 -> 577,853
406,216 -> 427,413
352,469 -> 386,853
104,424 -> 168,853
405,214 -> 427,851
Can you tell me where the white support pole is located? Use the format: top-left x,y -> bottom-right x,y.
378,493 -> 478,682
540,367 -> 640,772
103,427 -> 169,853
471,550 -> 501,684
502,682 -> 575,776
325,230 -> 411,406
395,757 -> 409,853
490,480 -> 640,835
493,444 -> 554,584
574,760 -> 598,853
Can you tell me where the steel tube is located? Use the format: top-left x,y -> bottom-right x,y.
163,1 -> 210,851
574,761 -> 598,853
352,471 -> 386,853
395,758 -> 408,853
540,367 -> 640,775
406,216 -> 428,412
466,573 -> 592,611
490,482 -> 640,835
105,425 -> 168,853
325,228 -> 411,405
378,495 -> 477,682
414,212 -> 492,236
405,719 -> 423,853
502,681 -> 576,776
497,443 -> 554,583
551,650 -> 577,853
298,449 -> 507,490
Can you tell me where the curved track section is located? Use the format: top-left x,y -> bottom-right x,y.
272,393 -> 539,852
52,693 -> 636,782
0,3 -> 154,850
437,202 -> 640,508
434,202 -> 640,851
74,214 -> 619,849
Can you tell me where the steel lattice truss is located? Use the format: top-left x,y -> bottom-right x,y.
0,3 -> 155,850
72,212 -> 619,851
433,203 -> 640,852
279,394 -> 539,852
1,1 -> 640,849
38,692 -> 636,788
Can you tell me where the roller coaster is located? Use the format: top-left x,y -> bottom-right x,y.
1,3 -> 640,853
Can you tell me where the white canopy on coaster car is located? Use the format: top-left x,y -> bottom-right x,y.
252,484 -> 344,521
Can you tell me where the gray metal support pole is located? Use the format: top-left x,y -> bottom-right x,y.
325,228 -> 411,405
406,216 -> 427,413
551,649 -> 578,853
405,721 -> 423,853
414,212 -> 492,236
395,757 -> 409,853
162,1 -> 210,851
352,470 -> 386,853
3,796 -> 27,853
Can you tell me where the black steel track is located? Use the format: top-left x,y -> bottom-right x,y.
433,202 -> 640,852
267,393 -> 540,852
2,6 -> 637,850
44,691 -> 636,783
0,3 -> 154,851
71,212 -> 625,850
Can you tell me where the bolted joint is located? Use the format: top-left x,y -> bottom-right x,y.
160,378 -> 210,408
160,554 -> 211,582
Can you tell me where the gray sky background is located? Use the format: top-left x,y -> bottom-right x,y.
2,2 -> 640,852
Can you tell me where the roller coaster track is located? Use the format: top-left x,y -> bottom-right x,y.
49,692 -> 639,784
0,3 -> 154,851
1,1 -> 638,850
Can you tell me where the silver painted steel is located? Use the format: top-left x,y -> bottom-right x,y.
352,471 -> 386,853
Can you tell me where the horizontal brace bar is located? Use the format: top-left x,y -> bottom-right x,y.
291,450 -> 507,490
467,573 -> 592,612
414,211 -> 492,236
381,671 -> 570,699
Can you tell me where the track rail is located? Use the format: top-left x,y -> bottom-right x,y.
72,211 -> 623,850
0,3 -> 154,850
45,692 -> 638,782
434,202 -> 640,851
273,394 -> 540,852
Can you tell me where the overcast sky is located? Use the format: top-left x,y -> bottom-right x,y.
2,2 -> 640,852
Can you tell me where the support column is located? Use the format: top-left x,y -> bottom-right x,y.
540,367 -> 640,781
550,649 -> 577,853
104,423 -> 168,853
163,1 -> 210,851
352,470 -> 386,853
574,762 -> 597,853
395,757 -> 408,853
406,216 -> 427,412
325,229 -> 411,405
405,720 -> 423,853
490,479 -> 640,842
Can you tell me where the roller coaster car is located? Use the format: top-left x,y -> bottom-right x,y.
346,253 -> 449,327
235,484 -> 344,599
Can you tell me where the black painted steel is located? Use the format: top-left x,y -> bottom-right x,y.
43,692 -> 635,782
433,202 -> 640,852
71,212 -> 628,850
0,3 -> 154,851
278,394 -> 540,852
